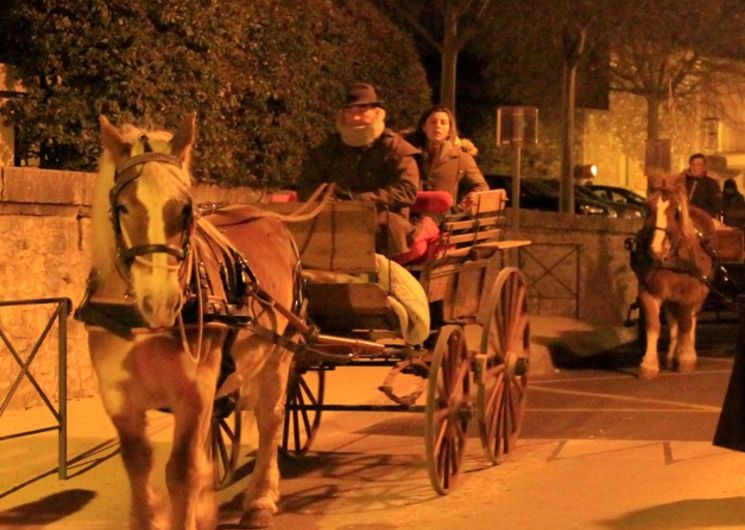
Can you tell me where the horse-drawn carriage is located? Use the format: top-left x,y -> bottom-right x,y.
627,170 -> 745,379
208,189 -> 532,495
78,115 -> 533,528
702,227 -> 745,315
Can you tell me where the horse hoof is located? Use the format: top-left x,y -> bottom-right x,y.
239,508 -> 274,529
677,361 -> 696,373
638,366 -> 659,379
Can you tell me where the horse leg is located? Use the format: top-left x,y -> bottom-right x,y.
89,331 -> 168,530
639,292 -> 662,379
675,307 -> 697,372
166,345 -> 222,530
664,305 -> 678,370
111,410 -> 169,530
239,346 -> 292,529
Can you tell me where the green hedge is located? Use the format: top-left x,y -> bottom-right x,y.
0,0 -> 431,187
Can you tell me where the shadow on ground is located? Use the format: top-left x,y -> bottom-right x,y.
599,496 -> 745,529
548,335 -> 643,370
0,489 -> 96,526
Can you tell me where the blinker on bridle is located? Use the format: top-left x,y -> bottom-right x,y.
110,133 -> 193,266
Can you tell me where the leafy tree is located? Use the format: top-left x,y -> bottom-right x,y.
470,0 -> 602,212
606,0 -> 745,141
0,0 -> 430,187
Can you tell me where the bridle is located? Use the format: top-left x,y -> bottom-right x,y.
646,187 -> 682,247
109,134 -> 194,271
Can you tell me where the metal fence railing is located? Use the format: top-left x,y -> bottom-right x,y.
0,298 -> 71,479
519,243 -> 581,319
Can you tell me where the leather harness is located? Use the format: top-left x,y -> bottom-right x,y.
75,135 -> 289,343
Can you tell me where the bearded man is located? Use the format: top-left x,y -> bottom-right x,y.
298,82 -> 420,257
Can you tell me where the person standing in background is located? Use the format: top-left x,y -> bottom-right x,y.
722,177 -> 745,228
681,153 -> 721,218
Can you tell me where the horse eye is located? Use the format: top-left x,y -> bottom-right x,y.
116,204 -> 129,215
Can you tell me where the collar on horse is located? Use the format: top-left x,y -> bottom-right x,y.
625,227 -> 717,288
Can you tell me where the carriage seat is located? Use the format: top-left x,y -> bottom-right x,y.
302,254 -> 430,345
397,189 -> 509,266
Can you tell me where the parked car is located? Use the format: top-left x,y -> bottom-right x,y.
485,175 -> 616,217
537,179 -> 646,219
585,184 -> 647,208
577,185 -> 645,219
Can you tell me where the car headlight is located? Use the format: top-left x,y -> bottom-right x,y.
627,209 -> 644,219
579,204 -> 606,215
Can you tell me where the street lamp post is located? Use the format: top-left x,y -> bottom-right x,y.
497,106 -> 538,230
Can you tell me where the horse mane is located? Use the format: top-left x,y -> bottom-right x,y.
676,189 -> 698,243
91,122 -> 192,276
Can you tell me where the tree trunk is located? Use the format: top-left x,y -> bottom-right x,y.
559,23 -> 588,215
646,95 -> 660,141
560,62 -> 577,214
440,3 -> 459,112
441,48 -> 458,112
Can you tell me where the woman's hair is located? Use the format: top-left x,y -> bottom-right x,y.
724,177 -> 737,192
415,105 -> 458,144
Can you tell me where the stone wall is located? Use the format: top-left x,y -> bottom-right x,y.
0,167 -> 261,410
505,208 -> 642,326
0,167 -> 94,410
0,167 -> 643,409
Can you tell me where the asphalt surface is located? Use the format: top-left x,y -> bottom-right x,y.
0,322 -> 744,529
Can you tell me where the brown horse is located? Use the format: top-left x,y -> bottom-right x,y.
79,114 -> 298,529
630,170 -> 715,379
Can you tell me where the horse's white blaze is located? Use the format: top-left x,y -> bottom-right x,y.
131,172 -> 182,327
650,196 -> 669,256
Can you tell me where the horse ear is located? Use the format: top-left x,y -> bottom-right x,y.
99,115 -> 131,162
170,112 -> 196,160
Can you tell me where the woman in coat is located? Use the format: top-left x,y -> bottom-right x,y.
404,106 -> 489,210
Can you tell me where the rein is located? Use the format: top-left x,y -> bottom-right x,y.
201,183 -> 338,225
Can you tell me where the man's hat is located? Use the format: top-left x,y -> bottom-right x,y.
343,82 -> 384,108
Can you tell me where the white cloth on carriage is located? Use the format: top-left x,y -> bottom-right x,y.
374,254 -> 430,345
301,254 -> 430,345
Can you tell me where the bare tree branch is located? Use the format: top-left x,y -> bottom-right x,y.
381,0 -> 442,52
455,0 -> 493,50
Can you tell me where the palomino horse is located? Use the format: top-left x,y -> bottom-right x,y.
630,170 -> 715,379
78,114 -> 298,529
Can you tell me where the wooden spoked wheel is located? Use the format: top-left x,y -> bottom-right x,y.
425,325 -> 472,495
209,390 -> 242,490
281,364 -> 325,456
477,267 -> 530,465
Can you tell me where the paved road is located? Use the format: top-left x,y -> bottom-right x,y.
0,336 -> 743,529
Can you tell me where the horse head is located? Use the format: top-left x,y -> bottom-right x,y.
643,170 -> 692,260
98,114 -> 196,328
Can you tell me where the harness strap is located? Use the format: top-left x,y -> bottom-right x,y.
120,243 -> 186,263
244,319 -> 352,364
117,152 -> 182,174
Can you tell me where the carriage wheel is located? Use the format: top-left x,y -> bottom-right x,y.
281,364 -> 325,456
477,267 -> 530,465
425,325 -> 472,495
209,390 -> 242,490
